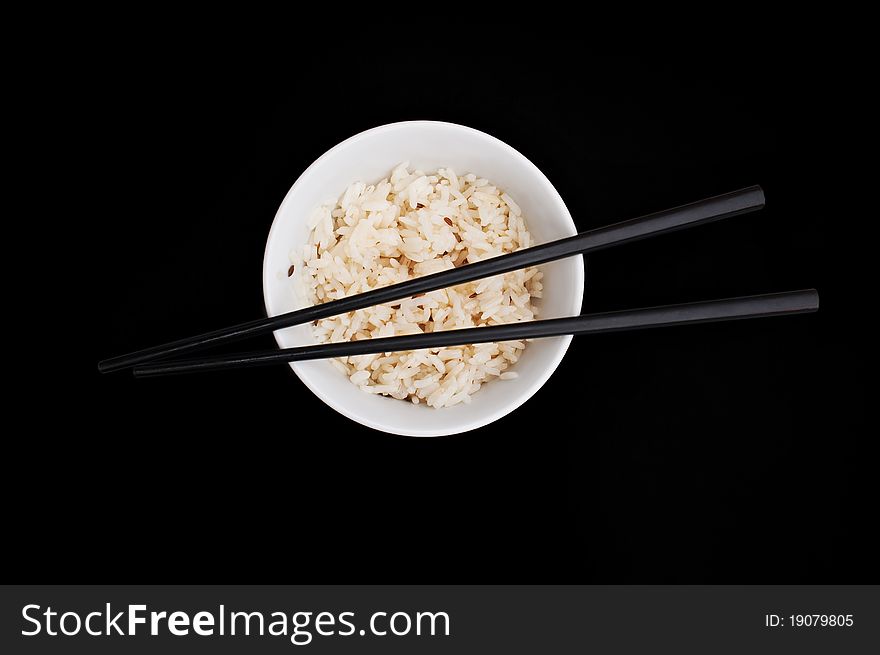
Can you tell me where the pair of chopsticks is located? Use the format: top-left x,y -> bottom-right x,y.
98,186 -> 818,378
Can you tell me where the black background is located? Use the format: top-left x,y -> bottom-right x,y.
27,54 -> 869,582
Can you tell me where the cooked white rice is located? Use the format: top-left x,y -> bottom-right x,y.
288,163 -> 542,408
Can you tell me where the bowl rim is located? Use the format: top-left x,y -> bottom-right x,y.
262,120 -> 584,437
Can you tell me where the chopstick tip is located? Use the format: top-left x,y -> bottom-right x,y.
749,184 -> 766,208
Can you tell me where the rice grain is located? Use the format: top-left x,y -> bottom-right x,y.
294,164 -> 537,408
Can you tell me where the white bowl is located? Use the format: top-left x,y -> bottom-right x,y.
263,121 -> 583,437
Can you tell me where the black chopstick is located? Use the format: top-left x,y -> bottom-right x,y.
100,186 -> 765,373
132,290 -> 817,378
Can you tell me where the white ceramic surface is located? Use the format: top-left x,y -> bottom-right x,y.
263,121 -> 583,436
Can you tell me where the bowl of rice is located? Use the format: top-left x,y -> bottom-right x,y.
263,121 -> 583,436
